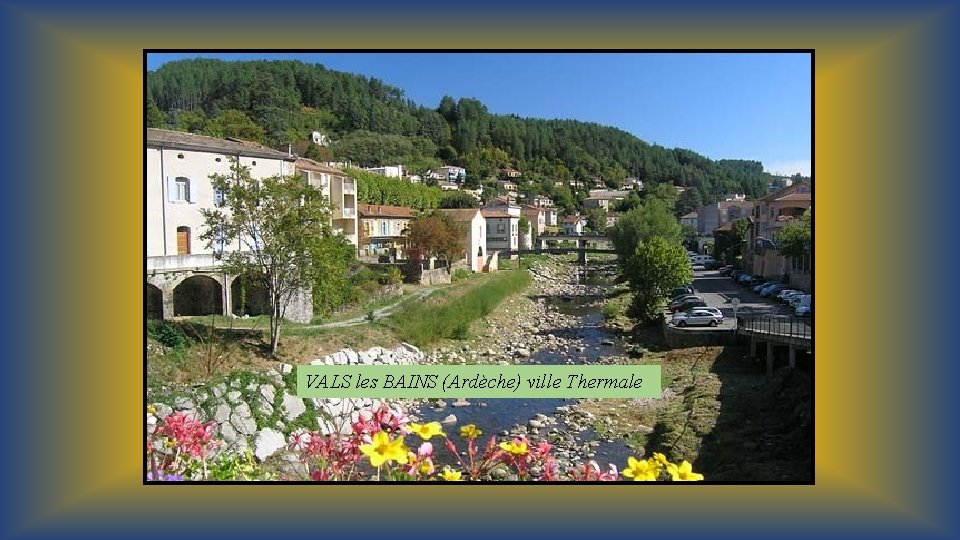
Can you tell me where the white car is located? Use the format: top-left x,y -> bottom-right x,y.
672,308 -> 723,327
789,294 -> 811,309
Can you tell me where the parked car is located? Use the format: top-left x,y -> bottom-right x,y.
672,308 -> 723,327
795,303 -> 812,317
719,266 -> 735,276
674,299 -> 708,313
778,290 -> 804,303
760,284 -> 789,297
669,285 -> 695,298
790,294 -> 811,309
737,274 -> 753,284
668,295 -> 702,311
730,269 -> 744,280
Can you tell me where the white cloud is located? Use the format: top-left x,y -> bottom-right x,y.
764,159 -> 811,177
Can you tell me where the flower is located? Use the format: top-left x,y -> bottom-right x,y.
439,467 -> 462,481
499,439 -> 529,456
622,457 -> 659,481
666,460 -> 704,481
407,422 -> 444,440
147,405 -> 156,414
459,424 -> 482,439
652,452 -> 670,466
418,442 -> 434,457
146,472 -> 183,481
358,431 -> 409,467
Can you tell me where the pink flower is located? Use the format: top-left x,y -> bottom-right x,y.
418,442 -> 434,457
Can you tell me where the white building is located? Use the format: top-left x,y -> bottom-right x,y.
364,165 -> 404,179
439,208 -> 488,273
146,128 -> 296,259
481,202 -> 521,256
434,165 -> 466,183
563,215 -> 588,235
146,129 -> 315,323
296,158 -> 359,247
310,131 -> 329,146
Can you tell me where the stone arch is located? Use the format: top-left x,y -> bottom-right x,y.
231,274 -> 269,316
146,283 -> 164,319
173,275 -> 223,316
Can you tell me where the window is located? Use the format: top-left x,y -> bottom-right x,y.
168,177 -> 191,202
214,187 -> 226,207
381,221 -> 389,236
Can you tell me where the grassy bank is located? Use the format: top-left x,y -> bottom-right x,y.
384,269 -> 531,347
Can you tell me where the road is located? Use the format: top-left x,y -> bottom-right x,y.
666,267 -> 803,330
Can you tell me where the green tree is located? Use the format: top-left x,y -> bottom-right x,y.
777,210 -> 811,263
408,210 -> 464,269
713,217 -> 751,264
311,234 -> 357,317
147,99 -> 166,128
439,191 -> 480,209
675,187 -> 703,219
200,160 -> 334,356
585,206 -> 607,234
203,110 -> 266,142
608,198 -> 680,259
622,237 -> 693,323
680,223 -> 698,251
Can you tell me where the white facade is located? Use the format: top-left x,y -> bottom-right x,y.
440,209 -> 487,273
297,158 -> 359,247
146,129 -> 295,258
563,216 -> 587,235
364,165 -> 404,178
545,208 -> 559,227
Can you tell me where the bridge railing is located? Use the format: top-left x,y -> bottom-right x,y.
736,315 -> 811,340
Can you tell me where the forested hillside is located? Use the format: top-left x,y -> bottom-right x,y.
147,58 -> 783,203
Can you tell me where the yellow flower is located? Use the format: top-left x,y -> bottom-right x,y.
359,431 -> 410,467
147,405 -> 156,414
407,422 -> 445,440
460,424 -> 482,439
499,440 -> 529,456
439,467 -> 462,481
652,452 -> 670,466
666,460 -> 704,481
622,456 -> 659,481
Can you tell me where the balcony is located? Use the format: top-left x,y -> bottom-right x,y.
341,207 -> 356,218
147,254 -> 222,273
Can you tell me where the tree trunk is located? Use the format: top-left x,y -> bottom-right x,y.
269,293 -> 281,357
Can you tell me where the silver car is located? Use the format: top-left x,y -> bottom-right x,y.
672,308 -> 723,327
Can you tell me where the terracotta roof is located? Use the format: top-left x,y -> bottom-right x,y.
520,204 -> 541,211
681,212 -> 698,219
295,157 -> 347,175
563,215 -> 586,223
481,210 -> 512,219
146,128 -> 294,161
759,180 -> 811,202
438,208 -> 481,221
358,204 -> 415,218
714,222 -> 734,232
775,193 -> 811,202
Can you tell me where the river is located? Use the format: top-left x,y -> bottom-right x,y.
412,262 -> 636,473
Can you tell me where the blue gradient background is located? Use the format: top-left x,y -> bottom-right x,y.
0,1 -> 957,539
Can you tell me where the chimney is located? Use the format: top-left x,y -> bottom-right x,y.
287,143 -> 292,157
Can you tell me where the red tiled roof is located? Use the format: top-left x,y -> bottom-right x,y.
481,210 -> 512,219
775,193 -> 811,202
438,208 -> 481,221
358,204 -> 415,218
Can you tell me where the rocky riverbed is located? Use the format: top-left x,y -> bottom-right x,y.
408,257 -> 647,478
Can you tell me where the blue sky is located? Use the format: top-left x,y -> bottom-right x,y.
147,52 -> 811,176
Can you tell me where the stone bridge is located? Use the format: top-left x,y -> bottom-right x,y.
146,254 -> 312,323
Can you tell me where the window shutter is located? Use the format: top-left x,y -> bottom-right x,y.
185,179 -> 192,202
167,177 -> 176,202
